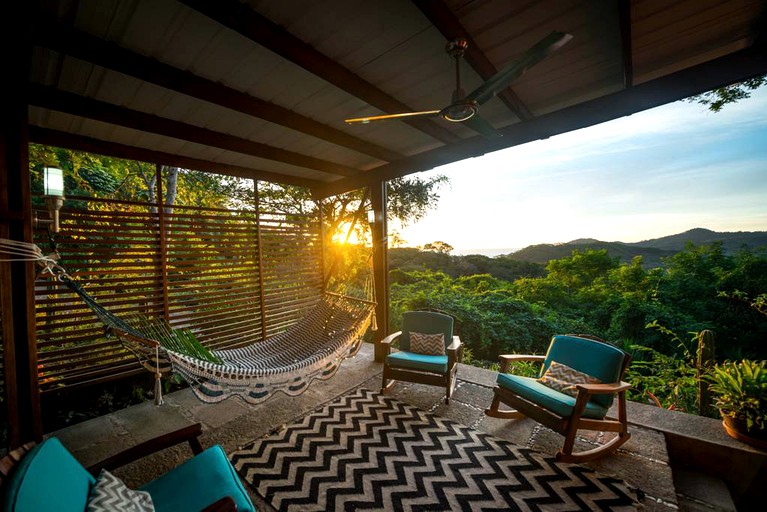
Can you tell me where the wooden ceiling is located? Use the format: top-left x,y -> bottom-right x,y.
27,0 -> 767,199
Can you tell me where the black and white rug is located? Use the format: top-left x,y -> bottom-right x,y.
231,388 -> 638,511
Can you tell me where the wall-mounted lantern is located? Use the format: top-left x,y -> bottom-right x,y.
42,166 -> 65,233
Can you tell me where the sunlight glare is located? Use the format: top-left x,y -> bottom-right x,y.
333,222 -> 361,245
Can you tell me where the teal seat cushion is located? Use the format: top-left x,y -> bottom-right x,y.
386,351 -> 448,373
497,373 -> 608,420
1,437 -> 95,512
141,444 -> 255,512
542,335 -> 627,408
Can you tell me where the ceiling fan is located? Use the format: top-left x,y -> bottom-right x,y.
344,31 -> 573,138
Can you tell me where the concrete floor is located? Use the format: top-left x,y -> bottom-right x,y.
51,343 -> 740,511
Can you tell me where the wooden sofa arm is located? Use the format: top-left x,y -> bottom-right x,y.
498,354 -> 545,373
86,423 -> 204,476
574,381 -> 631,395
380,331 -> 402,356
201,496 -> 238,512
447,336 -> 462,366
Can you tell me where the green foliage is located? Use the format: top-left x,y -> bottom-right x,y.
623,323 -> 701,413
130,316 -> 223,364
687,75 -> 766,112
704,359 -> 767,432
389,242 -> 767,418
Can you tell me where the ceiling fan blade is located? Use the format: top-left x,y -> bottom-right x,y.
466,31 -> 573,106
462,114 -> 502,138
345,110 -> 441,125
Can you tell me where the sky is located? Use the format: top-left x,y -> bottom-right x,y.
394,86 -> 767,256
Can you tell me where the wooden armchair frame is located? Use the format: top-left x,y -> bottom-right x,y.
381,331 -> 463,404
0,423 -> 237,511
486,348 -> 632,463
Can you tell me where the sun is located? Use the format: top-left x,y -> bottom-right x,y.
332,222 -> 362,245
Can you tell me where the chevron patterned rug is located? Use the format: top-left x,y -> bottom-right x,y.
231,388 -> 638,511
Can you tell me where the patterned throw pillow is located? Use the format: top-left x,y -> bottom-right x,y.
409,332 -> 445,356
537,361 -> 601,397
87,469 -> 155,512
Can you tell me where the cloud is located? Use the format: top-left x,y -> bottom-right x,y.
401,87 -> 767,250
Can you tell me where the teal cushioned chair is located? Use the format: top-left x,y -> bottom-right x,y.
381,311 -> 463,404
0,424 -> 255,512
485,334 -> 632,462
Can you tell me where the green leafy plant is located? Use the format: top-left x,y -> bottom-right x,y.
704,359 -> 767,433
130,315 -> 223,364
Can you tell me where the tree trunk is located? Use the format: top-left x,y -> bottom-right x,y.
163,166 -> 179,215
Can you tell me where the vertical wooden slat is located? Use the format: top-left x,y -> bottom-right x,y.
155,164 -> 170,321
254,180 -> 267,341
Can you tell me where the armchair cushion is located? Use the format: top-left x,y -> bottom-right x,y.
87,469 -> 154,512
537,361 -> 602,397
542,335 -> 626,408
410,332 -> 445,356
140,445 -> 254,512
386,351 -> 448,374
497,373 -> 608,420
1,437 -> 95,512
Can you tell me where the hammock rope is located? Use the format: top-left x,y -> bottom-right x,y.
1,238 -> 376,405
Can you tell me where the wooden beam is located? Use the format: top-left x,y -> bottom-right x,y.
29,84 -> 360,178
313,41 -> 767,199
33,18 -> 402,164
179,0 -> 462,145
412,0 -> 533,121
619,0 -> 634,88
29,126 -> 323,189
1,1 -> 43,447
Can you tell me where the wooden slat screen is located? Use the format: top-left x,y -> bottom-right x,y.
32,196 -> 322,393
260,212 -> 324,338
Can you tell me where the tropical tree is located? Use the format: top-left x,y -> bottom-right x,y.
687,75 -> 766,112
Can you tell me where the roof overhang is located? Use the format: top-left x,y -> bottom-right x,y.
25,0 -> 767,199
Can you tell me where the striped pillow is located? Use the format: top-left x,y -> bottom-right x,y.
409,332 -> 445,356
537,361 -> 601,397
87,469 -> 155,512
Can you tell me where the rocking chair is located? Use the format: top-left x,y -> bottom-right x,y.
485,334 -> 631,462
381,311 -> 463,404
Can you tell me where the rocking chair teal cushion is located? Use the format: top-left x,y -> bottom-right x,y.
141,445 -> 254,512
496,373 -> 608,420
541,335 -> 627,408
1,437 -> 255,512
1,438 -> 95,512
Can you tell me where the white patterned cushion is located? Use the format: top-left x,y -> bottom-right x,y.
537,361 -> 601,397
409,332 -> 445,355
86,469 -> 154,512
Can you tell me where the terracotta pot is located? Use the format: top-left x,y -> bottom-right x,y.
722,415 -> 767,450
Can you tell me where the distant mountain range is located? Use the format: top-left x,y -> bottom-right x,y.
506,228 -> 767,267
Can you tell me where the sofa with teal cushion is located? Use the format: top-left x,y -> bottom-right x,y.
0,423 -> 255,512
381,311 -> 463,404
485,334 -> 632,462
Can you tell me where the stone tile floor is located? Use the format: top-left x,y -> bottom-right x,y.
52,343 -> 735,511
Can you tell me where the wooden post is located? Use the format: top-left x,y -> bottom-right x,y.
0,1 -> 43,446
370,182 -> 389,362
155,164 -> 170,322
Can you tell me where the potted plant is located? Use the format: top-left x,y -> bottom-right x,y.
705,359 -> 767,449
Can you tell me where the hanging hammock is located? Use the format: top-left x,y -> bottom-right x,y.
1,238 -> 376,405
